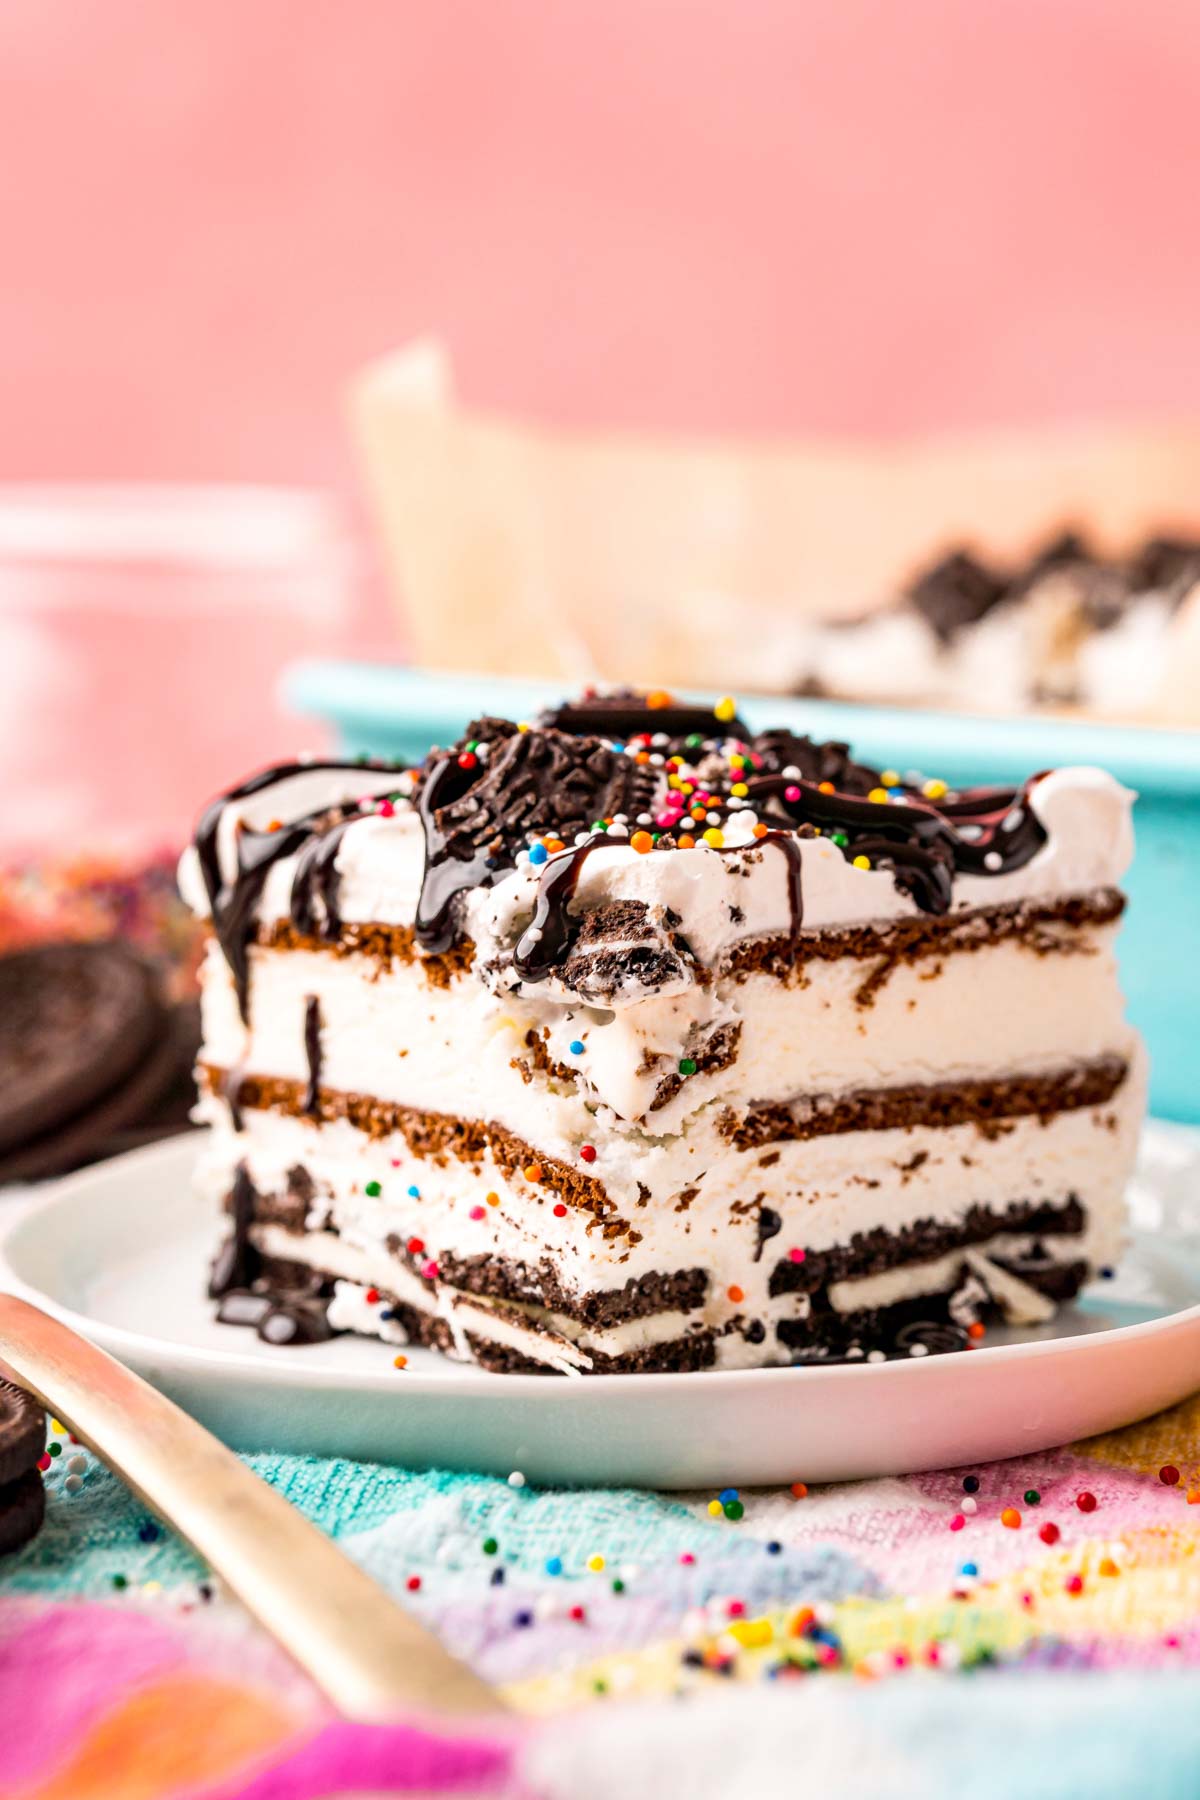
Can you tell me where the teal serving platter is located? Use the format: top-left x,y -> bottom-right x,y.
283,661 -> 1200,1123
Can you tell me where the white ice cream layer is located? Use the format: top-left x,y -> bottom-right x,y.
197,917 -> 1133,1148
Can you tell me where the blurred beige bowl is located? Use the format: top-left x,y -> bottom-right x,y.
350,338 -> 1200,713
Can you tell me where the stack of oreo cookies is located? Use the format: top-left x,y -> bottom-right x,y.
0,1379 -> 46,1555
0,942 -> 199,1183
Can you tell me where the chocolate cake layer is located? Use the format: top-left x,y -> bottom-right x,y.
219,1156 -> 1096,1373
198,1063 -> 626,1233
728,1056 -> 1128,1151
203,1056 -> 1128,1165
725,888 -> 1125,987
238,1244 -> 1086,1373
252,889 -> 1124,990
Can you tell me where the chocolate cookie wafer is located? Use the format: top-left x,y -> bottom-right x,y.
0,943 -> 200,1183
0,1379 -> 46,1555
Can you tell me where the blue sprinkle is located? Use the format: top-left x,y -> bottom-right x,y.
611,742 -> 625,753
959,1561 -> 978,1577
545,1555 -> 563,1576
378,1308 -> 395,1321
138,1521 -> 160,1544
490,1567 -> 506,1586
514,1608 -> 533,1627
766,1540 -> 782,1555
569,1040 -> 585,1056
1100,1266 -> 1115,1279
719,1487 -> 739,1505
528,843 -> 549,866
407,1185 -> 420,1198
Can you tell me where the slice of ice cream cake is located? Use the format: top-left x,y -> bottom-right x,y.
180,690 -> 1143,1372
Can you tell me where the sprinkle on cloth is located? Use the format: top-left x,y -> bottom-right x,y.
1,1390 -> 1199,1795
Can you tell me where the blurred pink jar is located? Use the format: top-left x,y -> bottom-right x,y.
0,487 -> 354,859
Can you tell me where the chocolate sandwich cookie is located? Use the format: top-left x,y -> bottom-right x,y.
0,942 -> 200,1183
0,1379 -> 46,1555
0,942 -> 165,1156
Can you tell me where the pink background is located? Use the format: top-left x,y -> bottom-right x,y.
3,0 -> 1200,487
3,1 -> 1200,849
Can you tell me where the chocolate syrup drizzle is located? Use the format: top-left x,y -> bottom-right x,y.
302,996 -> 322,1115
754,1205 -> 783,1263
209,1162 -> 335,1344
193,758 -> 399,1019
746,773 -> 1047,915
208,1163 -> 259,1298
513,834 -> 609,981
413,751 -> 505,955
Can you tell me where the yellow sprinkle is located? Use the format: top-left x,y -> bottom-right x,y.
714,695 -> 738,723
730,782 -> 748,798
517,721 -> 530,732
729,753 -> 746,770
708,1499 -> 724,1517
142,1581 -> 162,1596
868,787 -> 889,804
922,777 -> 948,800
852,855 -> 871,871
50,1419 -> 66,1435
703,828 -> 725,849
667,773 -> 682,790
881,769 -> 900,787
587,1554 -> 606,1572
680,782 -> 694,795
728,1617 -> 774,1649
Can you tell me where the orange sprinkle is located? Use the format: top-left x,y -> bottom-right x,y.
1001,1507 -> 1021,1529
1188,1489 -> 1200,1505
790,1605 -> 815,1636
393,1354 -> 408,1370
486,1191 -> 500,1207
630,830 -> 654,854
727,1284 -> 745,1304
267,818 -> 283,832
967,1321 -> 986,1339
753,822 -> 769,839
677,834 -> 697,849
818,782 -> 835,794
635,751 -> 651,764
791,1481 -> 809,1499
646,689 -> 673,709
523,1163 -> 543,1183
1099,1556 -> 1119,1576
543,837 -> 565,853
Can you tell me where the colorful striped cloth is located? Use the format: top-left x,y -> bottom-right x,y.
2,1390 -> 1199,1799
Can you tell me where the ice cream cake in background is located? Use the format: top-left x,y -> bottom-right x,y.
179,690 -> 1144,1373
796,530 -> 1200,720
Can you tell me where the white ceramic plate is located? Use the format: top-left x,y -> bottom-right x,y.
3,1128 -> 1199,1488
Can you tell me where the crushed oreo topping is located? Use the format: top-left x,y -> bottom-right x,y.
905,526 -> 1200,645
908,549 -> 1009,644
415,727 -> 655,954
192,687 -> 1058,992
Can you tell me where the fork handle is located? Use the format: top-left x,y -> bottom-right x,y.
0,1294 -> 502,1720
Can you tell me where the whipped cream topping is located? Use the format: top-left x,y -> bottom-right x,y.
180,755 -> 1134,1017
